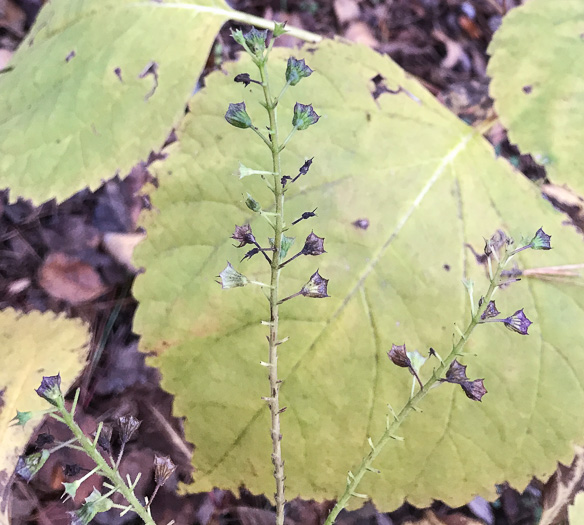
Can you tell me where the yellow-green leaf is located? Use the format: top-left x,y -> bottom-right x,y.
134,40 -> 584,509
0,0 -> 232,204
488,0 -> 584,193
0,309 -> 88,516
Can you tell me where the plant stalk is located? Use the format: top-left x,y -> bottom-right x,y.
55,403 -> 156,525
258,59 -> 286,525
323,253 -> 510,525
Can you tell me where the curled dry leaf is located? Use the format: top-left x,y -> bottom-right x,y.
102,232 -> 146,273
38,252 -> 108,304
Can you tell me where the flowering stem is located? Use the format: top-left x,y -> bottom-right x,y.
257,57 -> 286,525
323,251 -> 512,525
54,401 -> 156,525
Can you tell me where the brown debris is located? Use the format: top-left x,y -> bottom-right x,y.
38,252 -> 109,304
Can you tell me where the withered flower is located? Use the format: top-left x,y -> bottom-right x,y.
444,359 -> 468,383
460,379 -> 487,402
301,232 -> 326,256
387,344 -> 411,369
231,224 -> 256,247
117,415 -> 141,445
480,300 -> 500,320
300,270 -> 329,298
154,454 -> 177,486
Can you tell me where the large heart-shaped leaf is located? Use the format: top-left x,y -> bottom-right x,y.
0,0 -> 233,204
0,309 -> 88,517
488,0 -> 584,194
134,40 -> 584,509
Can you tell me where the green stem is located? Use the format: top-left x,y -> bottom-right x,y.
57,403 -> 156,525
258,58 -> 286,525
323,253 -> 510,525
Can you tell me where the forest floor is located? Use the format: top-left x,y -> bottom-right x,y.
1,0 -> 583,524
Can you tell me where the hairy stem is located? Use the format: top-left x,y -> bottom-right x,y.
324,254 -> 509,525
258,59 -> 286,525
56,403 -> 155,525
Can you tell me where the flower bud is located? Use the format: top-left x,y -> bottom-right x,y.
300,270 -> 329,298
15,450 -> 50,482
243,27 -> 268,55
301,232 -> 326,256
35,374 -> 63,407
529,227 -> 551,250
219,262 -> 249,289
225,102 -> 253,129
286,57 -> 313,86
292,103 -> 320,130
245,193 -> 261,212
234,73 -> 252,87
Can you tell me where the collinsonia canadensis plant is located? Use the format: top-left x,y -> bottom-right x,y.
14,377 -> 176,525
218,26 -> 325,525
323,228 -> 552,523
2,0 -> 584,518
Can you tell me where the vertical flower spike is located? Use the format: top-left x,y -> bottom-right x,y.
231,224 -> 257,247
460,379 -> 487,401
218,262 -> 249,289
301,232 -> 326,256
286,57 -> 313,86
300,270 -> 329,298
480,300 -> 500,320
35,374 -> 63,407
529,228 -> 552,250
225,102 -> 253,129
292,103 -> 320,130
503,308 -> 533,335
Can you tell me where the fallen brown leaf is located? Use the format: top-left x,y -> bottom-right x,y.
38,252 -> 109,304
102,231 -> 146,273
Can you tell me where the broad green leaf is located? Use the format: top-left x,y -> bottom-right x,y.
134,40 -> 584,509
0,309 -> 88,516
0,0 -> 233,204
570,490 -> 584,523
488,0 -> 584,194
